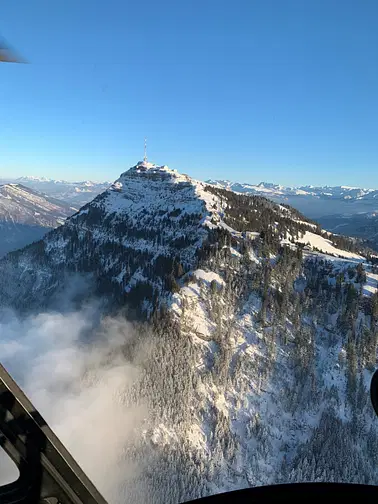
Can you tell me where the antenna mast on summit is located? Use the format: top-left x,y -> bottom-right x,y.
144,138 -> 147,163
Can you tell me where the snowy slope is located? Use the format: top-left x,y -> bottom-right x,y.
364,271 -> 378,296
140,226 -> 378,501
0,183 -> 76,226
0,183 -> 77,257
296,231 -> 364,260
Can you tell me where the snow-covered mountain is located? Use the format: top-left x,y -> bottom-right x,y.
0,161 -> 367,311
11,176 -> 111,206
15,176 -> 52,183
0,183 -> 76,226
0,183 -> 76,257
207,179 -> 378,201
1,161 -> 378,503
207,180 -> 378,218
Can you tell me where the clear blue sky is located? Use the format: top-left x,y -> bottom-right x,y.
1,0 -> 378,187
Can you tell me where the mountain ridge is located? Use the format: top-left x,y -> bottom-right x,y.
206,179 -> 378,221
0,183 -> 77,257
16,175 -> 111,185
206,179 -> 378,201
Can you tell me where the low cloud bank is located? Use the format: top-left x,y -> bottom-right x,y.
0,305 -> 147,503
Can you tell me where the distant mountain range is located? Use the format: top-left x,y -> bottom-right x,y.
4,175 -> 378,215
206,179 -> 378,248
206,180 -> 378,218
0,183 -> 76,257
206,179 -> 378,201
0,176 -> 111,206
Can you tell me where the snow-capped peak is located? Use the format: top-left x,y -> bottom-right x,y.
128,160 -> 172,173
17,175 -> 52,183
115,161 -> 188,187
